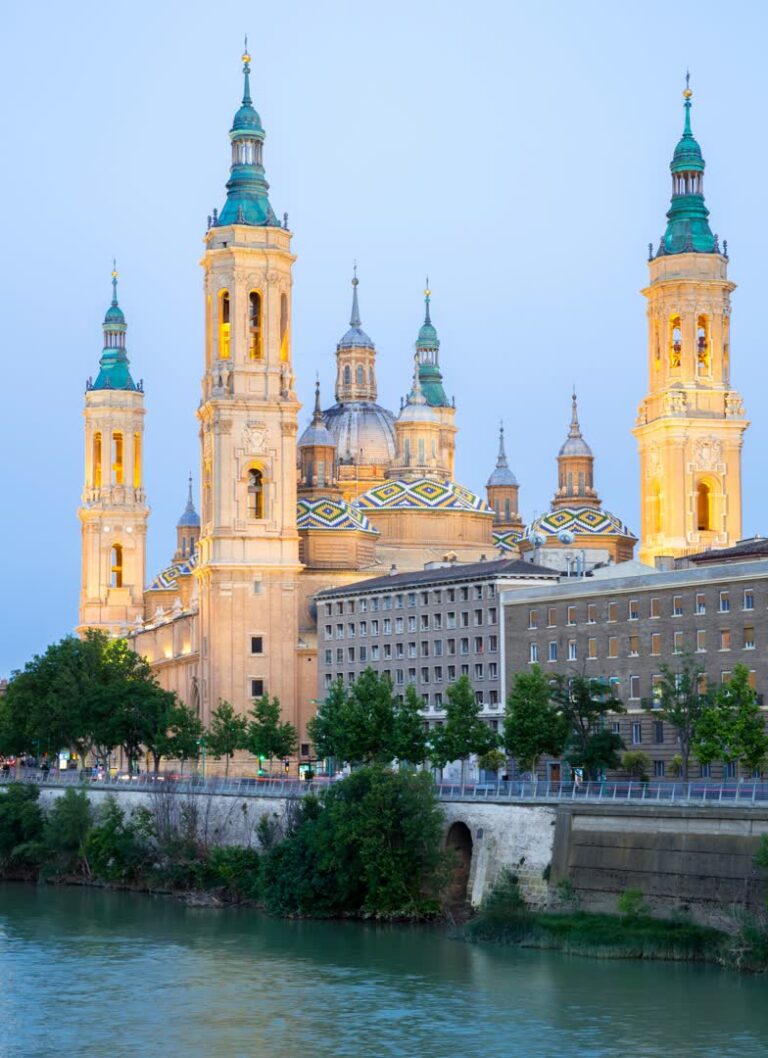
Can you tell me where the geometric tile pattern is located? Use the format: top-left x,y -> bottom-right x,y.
492,527 -> 525,552
355,477 -> 492,513
297,497 -> 378,534
146,552 -> 197,591
526,505 -> 636,540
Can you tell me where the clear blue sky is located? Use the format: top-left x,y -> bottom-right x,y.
1,0 -> 766,675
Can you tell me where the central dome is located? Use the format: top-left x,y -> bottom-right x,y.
323,402 -> 396,465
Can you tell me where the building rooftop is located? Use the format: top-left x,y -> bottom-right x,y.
687,537 -> 768,564
316,556 -> 559,597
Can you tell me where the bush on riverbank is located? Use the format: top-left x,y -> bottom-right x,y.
465,871 -> 768,970
0,768 -> 450,919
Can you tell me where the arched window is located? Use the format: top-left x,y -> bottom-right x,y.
355,364 -> 364,385
133,433 -> 141,488
567,471 -> 573,495
578,472 -> 585,494
504,498 -> 511,521
670,315 -> 682,368
418,438 -> 426,464
369,367 -> 374,385
343,365 -> 351,385
404,438 -> 411,465
112,432 -> 124,485
110,544 -> 123,588
93,432 -> 102,489
317,460 -> 325,487
280,293 -> 289,361
248,292 -> 262,360
696,315 -> 709,374
219,291 -> 231,359
248,469 -> 263,519
697,482 -> 712,531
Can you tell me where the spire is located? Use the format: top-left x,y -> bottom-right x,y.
557,389 -> 592,457
91,263 -> 137,391
554,388 -> 599,509
408,352 -> 426,406
337,266 -> 374,349
487,420 -> 518,487
415,281 -> 450,407
217,44 -> 278,228
658,75 -> 716,255
177,473 -> 200,527
312,375 -> 324,423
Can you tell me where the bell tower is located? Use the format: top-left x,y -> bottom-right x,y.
78,266 -> 148,634
634,81 -> 748,564
196,45 -> 301,725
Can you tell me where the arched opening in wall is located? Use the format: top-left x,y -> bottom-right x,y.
343,365 -> 351,386
110,544 -> 123,588
504,498 -> 512,521
133,433 -> 141,488
670,315 -> 682,369
445,821 -> 473,915
697,481 -> 713,531
248,468 -> 264,519
219,291 -> 231,359
112,432 -> 124,485
249,291 -> 263,360
418,437 -> 426,464
404,438 -> 411,465
697,315 -> 710,375
93,432 -> 102,489
356,364 -> 364,385
567,471 -> 573,496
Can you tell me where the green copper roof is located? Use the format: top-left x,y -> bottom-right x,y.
217,45 -> 279,228
415,286 -> 450,407
660,82 -> 716,255
90,267 -> 138,392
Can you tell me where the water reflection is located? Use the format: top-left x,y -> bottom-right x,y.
0,884 -> 766,1058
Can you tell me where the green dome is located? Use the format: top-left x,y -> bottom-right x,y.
104,303 -> 125,325
90,269 -> 137,392
658,87 -> 716,256
232,102 -> 264,136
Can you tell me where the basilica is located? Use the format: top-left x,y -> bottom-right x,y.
77,55 -> 747,743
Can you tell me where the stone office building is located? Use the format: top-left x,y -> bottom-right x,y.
501,552 -> 768,780
314,558 -> 558,736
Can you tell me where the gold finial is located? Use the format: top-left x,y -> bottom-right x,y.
242,33 -> 250,64
111,257 -> 118,280
683,69 -> 692,99
424,275 -> 430,298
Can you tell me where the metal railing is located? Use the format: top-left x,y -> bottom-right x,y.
3,771 -> 768,806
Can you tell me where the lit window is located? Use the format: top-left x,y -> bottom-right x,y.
93,432 -> 102,488
110,544 -> 123,588
248,469 -> 263,518
219,291 -> 230,359
112,431 -> 124,485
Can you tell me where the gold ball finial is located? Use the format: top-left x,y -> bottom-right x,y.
243,51 -> 251,64
683,88 -> 692,99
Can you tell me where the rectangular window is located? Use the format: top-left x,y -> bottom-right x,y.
395,617 -> 404,633
612,721 -> 621,735
434,692 -> 443,708
434,640 -> 443,657
474,664 -> 484,680
608,602 -> 618,623
529,643 -> 540,663
446,612 -> 456,629
420,614 -> 429,631
460,587 -> 469,601
336,602 -> 344,615
488,607 -> 497,624
396,670 -> 404,685
631,721 -> 642,745
383,619 -> 392,634
489,662 -> 498,679
324,673 -> 333,688
724,761 -> 736,780
672,595 -> 683,617
696,629 -> 706,653
359,621 -> 368,637
720,629 -> 731,651
721,671 -> 732,684
421,667 -> 430,683
695,593 -> 706,615
568,640 -> 577,661
347,600 -> 356,615
408,642 -> 417,658
474,636 -> 484,653
371,644 -> 380,661
587,638 -> 597,660
325,603 -> 332,617
700,762 -> 711,778
395,594 -> 403,609
447,665 -> 456,681
383,644 -> 392,660
547,607 -> 557,627
250,636 -> 263,654
434,666 -> 443,683
407,592 -> 416,607
371,619 -> 379,635
744,589 -> 755,611
421,641 -> 430,657
474,584 -> 483,600
567,605 -> 577,626
359,598 -> 367,613
433,613 -> 443,630
433,590 -> 442,604
489,689 -> 499,706
347,646 -> 355,662
653,760 -> 665,778
460,664 -> 469,677
408,616 -> 417,632
629,675 -> 640,700
629,635 -> 639,657
447,589 -> 455,602
488,635 -> 498,652
382,596 -> 392,610
607,636 -> 618,659
651,632 -> 662,655
250,678 -> 265,698
587,604 -> 597,624
474,609 -> 484,626
719,591 -> 730,613
650,598 -> 661,619
629,599 -> 639,621
336,624 -> 344,639
653,720 -> 664,744
324,649 -> 332,665
347,622 -> 356,638
744,626 -> 755,649
336,648 -> 343,665
673,630 -> 684,654
548,641 -> 558,662
528,608 -> 539,629
460,638 -> 470,655
395,644 -> 404,659
447,639 -> 456,656
371,597 -> 380,612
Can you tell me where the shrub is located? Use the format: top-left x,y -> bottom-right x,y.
621,751 -> 651,783
617,888 -> 649,918
85,797 -> 148,883
43,788 -> 94,877
0,784 -> 44,867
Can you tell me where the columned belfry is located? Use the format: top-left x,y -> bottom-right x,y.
196,45 -> 302,725
78,267 -> 148,634
635,82 -> 748,564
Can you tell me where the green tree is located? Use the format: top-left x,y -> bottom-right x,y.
207,700 -> 249,776
44,788 -> 94,877
430,675 -> 497,782
308,669 -> 398,766
164,702 -> 204,774
504,665 -> 567,775
621,750 -> 651,782
138,687 -> 181,773
262,765 -> 448,917
695,664 -> 768,777
551,674 -> 625,780
0,785 -> 44,866
644,658 -> 708,780
394,684 -> 428,765
247,696 -> 298,774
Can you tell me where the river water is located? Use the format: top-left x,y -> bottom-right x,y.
0,884 -> 766,1058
